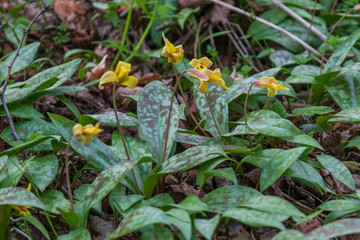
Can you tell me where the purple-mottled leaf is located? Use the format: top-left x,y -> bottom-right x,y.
0,187 -> 45,210
307,218 -> 360,240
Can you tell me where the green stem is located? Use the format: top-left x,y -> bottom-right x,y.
244,84 -> 254,148
64,134 -> 75,212
125,0 -> 159,62
320,7 -> 354,74
171,64 -> 209,137
111,2 -> 134,68
112,83 -> 141,195
205,93 -> 222,136
161,71 -> 186,164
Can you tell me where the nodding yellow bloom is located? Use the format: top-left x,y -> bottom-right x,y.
253,76 -> 290,97
98,61 -> 138,90
10,184 -> 32,216
188,57 -> 230,94
73,122 -> 103,145
161,33 -> 184,63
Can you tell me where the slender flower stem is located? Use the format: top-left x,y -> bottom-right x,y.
171,64 -> 209,137
320,7 -> 354,74
112,83 -> 141,194
205,93 -> 222,136
161,71 -> 186,164
244,84 -> 254,148
64,134 -> 75,212
111,2 -> 134,69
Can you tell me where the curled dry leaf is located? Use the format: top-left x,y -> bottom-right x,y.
86,55 -> 108,81
138,73 -> 162,86
54,0 -> 85,23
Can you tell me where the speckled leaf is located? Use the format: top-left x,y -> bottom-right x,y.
343,136 -> 360,150
40,190 -> 71,214
0,42 -> 40,84
83,111 -> 139,127
49,113 -> 120,171
107,206 -> 169,239
2,59 -> 81,104
292,65 -> 320,76
0,103 -> 44,119
0,187 -> 45,210
203,168 -> 237,186
137,81 -> 179,163
160,145 -> 226,173
318,200 -> 360,212
111,132 -> 152,193
282,134 -> 324,150
260,147 -> 307,192
328,107 -> 360,123
80,161 -> 135,211
193,83 -> 228,136
307,218 -> 360,240
25,155 -> 58,192
272,229 -> 307,240
175,131 -> 209,145
223,207 -> 286,230
175,194 -> 208,212
323,29 -> 360,73
141,226 -> 173,240
202,185 -> 262,213
317,155 -> 356,191
0,136 -> 54,157
58,228 -> 91,240
292,106 -> 334,116
195,214 -> 220,240
165,208 -> 191,240
226,68 -> 281,103
239,195 -> 305,217
0,155 -> 23,187
286,75 -> 316,84
240,149 -> 283,168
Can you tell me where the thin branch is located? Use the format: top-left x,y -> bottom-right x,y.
306,0 -> 318,43
0,4 -> 49,141
271,0 -> 327,41
209,0 -> 322,57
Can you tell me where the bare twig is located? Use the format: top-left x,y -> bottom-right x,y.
209,0 -> 322,57
271,0 -> 327,41
306,0 -> 318,43
0,4 -> 49,142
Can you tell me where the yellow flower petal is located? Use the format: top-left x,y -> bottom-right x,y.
208,69 -> 230,91
98,71 -> 118,90
81,134 -> 93,145
189,57 -> 213,70
73,123 -> 84,139
198,79 -> 208,94
115,61 -> 131,76
73,122 -> 103,144
198,57 -> 213,68
277,83 -> 290,91
119,75 -> 138,89
267,87 -> 276,97
162,32 -> 176,56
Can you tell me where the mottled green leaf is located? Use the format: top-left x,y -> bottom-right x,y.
108,207 -> 169,239
328,107 -> 360,123
318,199 -> 360,212
0,155 -> 22,187
223,207 -> 286,230
0,41 -> 39,83
141,226 -> 173,240
343,136 -> 360,150
175,195 -> 208,212
306,218 -> 360,240
23,214 -> 50,240
138,81 -> 179,163
160,145 -> 226,173
165,208 -> 191,240
202,185 -> 262,213
239,195 -> 305,217
247,8 -> 288,36
226,68 -> 281,103
83,111 -> 139,127
272,229 -> 307,240
260,147 -> 307,192
40,190 -> 71,214
195,214 -> 220,240
25,155 -> 58,192
175,131 -> 209,145
292,65 -> 320,76
148,193 -> 175,208
317,155 -> 356,191
193,83 -> 228,136
110,194 -> 144,212
292,106 -> 334,116
203,168 -> 237,186
241,148 -> 282,168
0,187 -> 45,210
286,75 -> 316,84
0,136 -> 54,157
58,228 -> 91,240
0,103 -> 44,119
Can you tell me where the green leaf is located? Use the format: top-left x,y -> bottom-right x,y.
203,168 -> 237,186
292,106 -> 334,116
148,193 -> 175,207
202,185 -> 262,213
0,103 -> 44,119
318,199 -> 360,212
40,190 -> 71,214
74,184 -> 101,212
177,7 -> 200,30
226,68 -> 281,103
0,155 -> 23,187
137,80 -> 179,163
0,136 -> 54,157
239,195 -> 305,217
193,83 -> 228,136
223,207 -> 286,230
176,195 -> 208,212
107,207 -> 169,239
24,155 -> 58,192
23,214 -> 50,240
323,29 -> 360,73
57,228 -> 91,240
165,208 -> 191,240
260,147 -> 307,192
0,187 -> 45,210
328,107 -> 360,123
64,48 -> 101,62
141,226 -> 173,240
160,145 -> 226,173
194,214 -> 220,240
343,136 -> 360,150
58,95 -> 81,121
175,132 -> 209,145
272,229 -> 307,240
109,194 -> 144,212
306,219 -> 360,240
82,111 -> 139,127
317,155 -> 356,191
247,8 -> 288,36
143,173 -> 166,199
0,41 -> 39,83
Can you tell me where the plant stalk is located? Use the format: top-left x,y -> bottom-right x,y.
244,83 -> 254,148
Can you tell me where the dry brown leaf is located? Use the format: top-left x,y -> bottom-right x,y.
295,218 -> 322,234
138,73 -> 162,86
86,55 -> 108,81
54,0 -> 85,23
170,181 -> 205,198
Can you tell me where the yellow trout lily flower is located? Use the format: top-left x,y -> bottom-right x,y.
10,184 -> 32,216
161,32 -> 184,63
188,57 -> 230,94
98,61 -> 138,90
253,76 -> 290,97
73,122 -> 103,145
